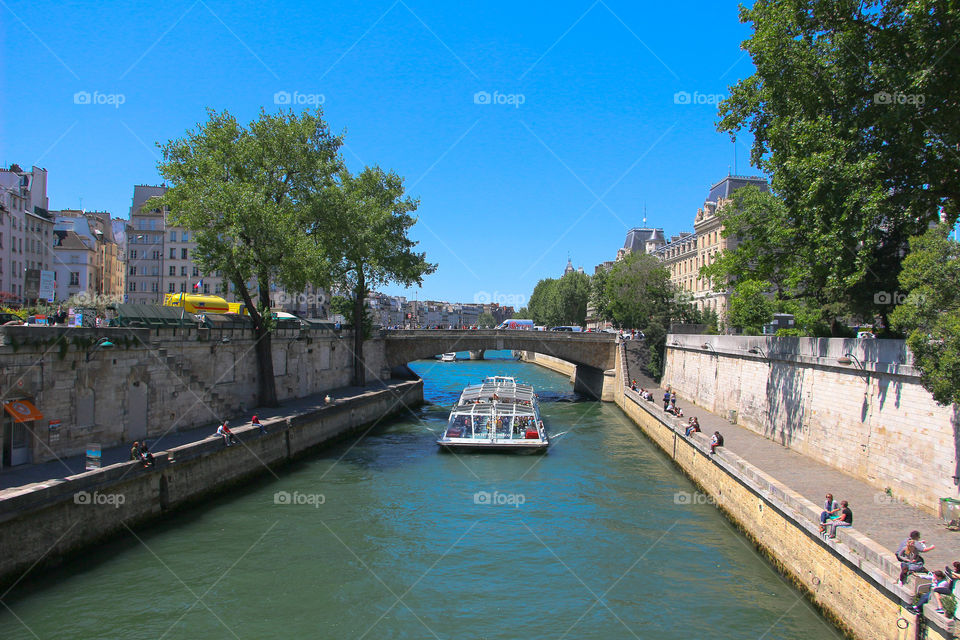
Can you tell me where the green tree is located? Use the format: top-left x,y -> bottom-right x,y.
477,312 -> 497,328
319,166 -> 435,385
528,279 -> 560,326
157,108 -> 343,407
727,279 -> 774,335
717,0 -> 960,331
511,307 -> 529,319
890,224 -> 960,406
589,267 -> 613,326
555,271 -> 590,325
604,252 -> 675,378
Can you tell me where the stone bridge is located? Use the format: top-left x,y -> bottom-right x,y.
382,330 -> 618,399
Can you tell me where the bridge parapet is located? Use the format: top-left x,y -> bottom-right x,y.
382,329 -> 616,371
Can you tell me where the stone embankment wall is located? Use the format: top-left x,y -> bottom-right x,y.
614,348 -> 949,640
663,335 -> 959,513
0,378 -> 423,590
518,351 -> 576,379
0,326 -> 388,466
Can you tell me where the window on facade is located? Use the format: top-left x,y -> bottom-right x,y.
151,282 -> 158,292
180,266 -> 187,276
129,266 -> 137,275
179,283 -> 185,292
169,248 -> 176,259
203,284 -> 209,294
70,272 -> 80,286
170,231 -> 177,242
130,249 -> 137,259
169,266 -> 175,276
152,250 -> 159,260
214,284 -> 221,294
192,266 -> 198,277
181,231 -> 188,242
151,267 -> 159,276
181,248 -> 188,259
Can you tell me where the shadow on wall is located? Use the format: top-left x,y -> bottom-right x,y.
623,341 -> 656,382
953,405 -> 960,489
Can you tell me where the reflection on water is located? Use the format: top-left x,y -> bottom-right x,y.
0,356 -> 841,640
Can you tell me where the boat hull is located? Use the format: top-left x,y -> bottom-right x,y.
436,440 -> 548,454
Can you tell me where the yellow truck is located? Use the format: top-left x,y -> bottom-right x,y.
162,293 -> 247,315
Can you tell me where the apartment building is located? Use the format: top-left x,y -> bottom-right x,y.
0,165 -> 54,304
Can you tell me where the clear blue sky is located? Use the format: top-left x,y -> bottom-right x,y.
1,0 -> 760,305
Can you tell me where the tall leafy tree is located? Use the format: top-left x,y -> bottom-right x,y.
604,252 -> 675,377
890,224 -> 960,406
726,279 -> 774,334
717,0 -> 960,330
319,166 -> 435,385
528,278 -> 560,326
157,108 -> 343,407
555,271 -> 590,325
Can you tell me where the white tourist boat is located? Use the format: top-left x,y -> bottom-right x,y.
440,352 -> 457,362
437,376 -> 549,453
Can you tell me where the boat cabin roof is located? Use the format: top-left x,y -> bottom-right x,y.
458,382 -> 536,405
449,402 -> 538,419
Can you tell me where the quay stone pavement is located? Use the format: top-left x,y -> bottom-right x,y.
0,380 -> 403,496
630,371 -> 960,572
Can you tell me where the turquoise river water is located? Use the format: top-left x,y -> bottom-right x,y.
0,353 -> 842,639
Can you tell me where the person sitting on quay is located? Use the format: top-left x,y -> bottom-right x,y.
819,493 -> 841,526
897,530 -> 935,584
909,570 -> 952,615
945,561 -> 960,588
710,431 -> 724,455
642,389 -> 654,402
821,500 -> 852,538
138,441 -> 155,466
216,420 -> 239,447
684,417 -> 701,437
252,415 -> 266,435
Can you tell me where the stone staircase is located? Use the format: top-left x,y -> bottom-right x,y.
155,347 -> 230,423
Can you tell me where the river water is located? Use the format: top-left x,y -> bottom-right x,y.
0,353 -> 841,639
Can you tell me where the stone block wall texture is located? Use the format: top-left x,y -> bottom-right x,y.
0,379 -> 423,590
615,347 -> 946,640
662,335 -> 959,512
519,351 -> 576,379
0,327 -> 388,465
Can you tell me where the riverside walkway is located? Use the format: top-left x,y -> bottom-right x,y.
628,369 -> 959,572
0,380 -> 402,496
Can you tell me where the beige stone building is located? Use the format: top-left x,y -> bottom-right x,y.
652,175 -> 768,318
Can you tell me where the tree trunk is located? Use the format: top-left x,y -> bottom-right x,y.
243,276 -> 278,408
352,273 -> 366,387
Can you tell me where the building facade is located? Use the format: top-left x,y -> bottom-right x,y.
651,175 -> 768,317
0,165 -> 53,304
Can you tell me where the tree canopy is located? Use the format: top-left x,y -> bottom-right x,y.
890,224 -> 960,406
527,271 -> 590,327
157,108 -> 343,406
716,0 -> 960,331
315,166 -> 435,385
